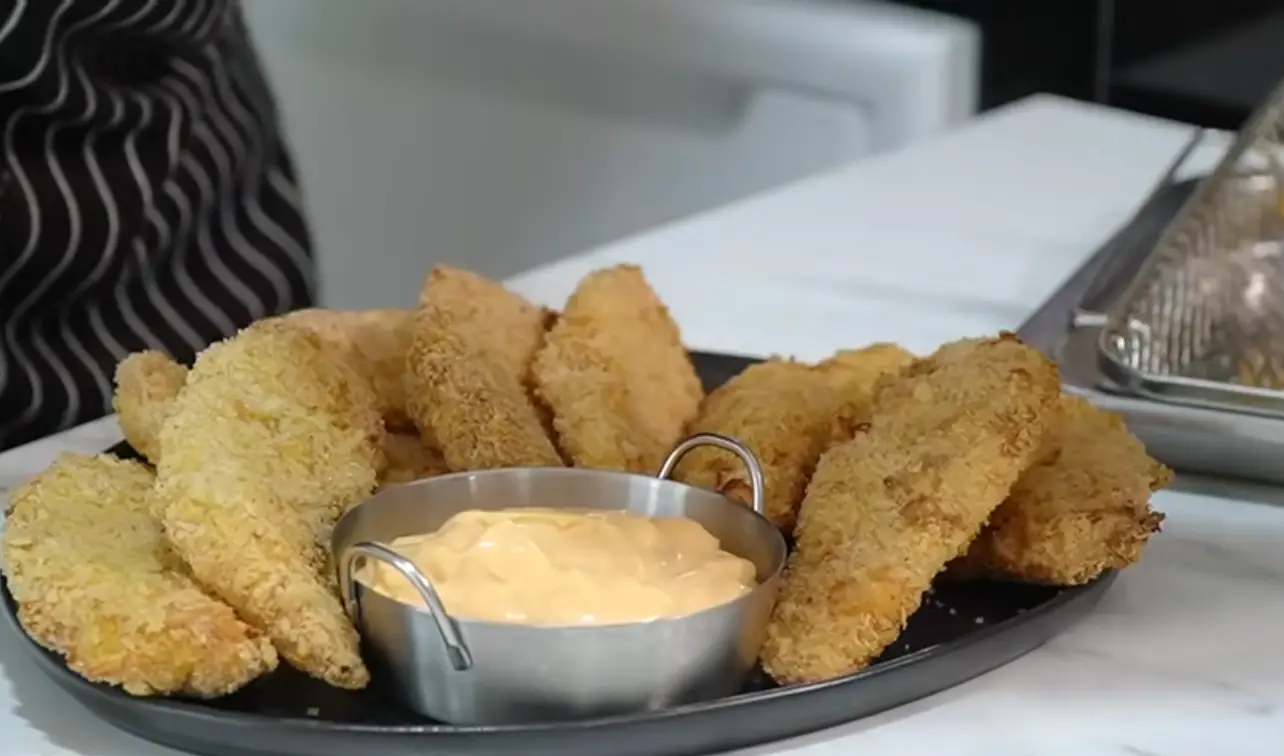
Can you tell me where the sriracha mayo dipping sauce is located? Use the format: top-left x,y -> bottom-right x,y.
360,508 -> 757,626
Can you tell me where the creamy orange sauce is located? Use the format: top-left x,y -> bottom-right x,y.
360,508 -> 757,626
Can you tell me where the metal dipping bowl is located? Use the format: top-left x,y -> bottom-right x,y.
331,433 -> 787,726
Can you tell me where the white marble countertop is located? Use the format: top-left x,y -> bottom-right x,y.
4,95 -> 1282,756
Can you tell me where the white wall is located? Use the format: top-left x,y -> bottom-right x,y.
242,1 -> 978,308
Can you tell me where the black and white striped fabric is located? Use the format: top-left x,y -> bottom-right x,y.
0,0 -> 316,451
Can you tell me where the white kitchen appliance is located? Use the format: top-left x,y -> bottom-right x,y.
243,0 -> 979,307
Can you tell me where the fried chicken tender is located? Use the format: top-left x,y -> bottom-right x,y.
1,454 -> 278,696
153,323 -> 385,689
379,432 -> 449,488
113,351 -> 188,464
673,360 -> 835,532
533,265 -> 703,473
674,346 -> 915,531
405,266 -> 562,471
760,333 -> 1061,685
815,343 -> 916,441
950,395 -> 1171,585
272,308 -> 414,431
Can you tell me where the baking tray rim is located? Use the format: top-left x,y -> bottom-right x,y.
1097,348 -> 1284,418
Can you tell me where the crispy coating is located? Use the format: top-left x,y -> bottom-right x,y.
153,323 -> 385,689
113,351 -> 189,464
815,343 -> 917,441
949,395 -> 1171,585
673,360 -> 835,532
673,345 -> 916,531
272,308 -> 415,431
533,265 -> 703,473
405,266 -> 562,471
760,333 -> 1061,685
379,432 -> 450,488
1,454 -> 278,696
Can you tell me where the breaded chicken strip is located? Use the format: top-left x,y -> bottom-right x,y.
673,360 -> 835,532
405,266 -> 562,471
673,346 -> 914,531
380,432 -> 450,488
949,395 -> 1171,585
1,454 -> 277,696
272,308 -> 414,431
815,343 -> 916,441
113,351 -> 189,464
153,323 -> 385,689
533,265 -> 703,473
115,311 -> 417,451
760,333 -> 1061,685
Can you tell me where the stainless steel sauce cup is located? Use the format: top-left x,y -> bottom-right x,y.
331,433 -> 787,725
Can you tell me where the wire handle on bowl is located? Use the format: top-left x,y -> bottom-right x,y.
656,433 -> 766,518
338,541 -> 473,671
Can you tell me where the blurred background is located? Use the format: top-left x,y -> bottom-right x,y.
242,0 -> 1284,309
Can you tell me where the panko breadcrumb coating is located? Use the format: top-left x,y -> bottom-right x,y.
153,323 -> 385,689
675,345 -> 916,531
1,454 -> 277,696
950,394 -> 1171,585
379,432 -> 450,488
405,266 -> 563,471
674,360 -> 835,532
533,265 -> 703,473
112,351 -> 189,464
815,343 -> 916,441
272,308 -> 414,431
760,333 -> 1061,685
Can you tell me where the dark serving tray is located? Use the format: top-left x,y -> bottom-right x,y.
0,351 -> 1115,756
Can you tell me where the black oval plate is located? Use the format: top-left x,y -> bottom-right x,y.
0,351 -> 1114,756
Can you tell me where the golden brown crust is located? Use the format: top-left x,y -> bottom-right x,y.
153,323 -> 384,689
673,345 -> 916,531
404,266 -> 563,471
271,308 -> 415,431
949,394 -> 1171,585
113,351 -> 189,464
1,454 -> 278,697
379,432 -> 450,488
760,333 -> 1061,685
532,265 -> 703,473
815,343 -> 916,442
673,360 -> 835,532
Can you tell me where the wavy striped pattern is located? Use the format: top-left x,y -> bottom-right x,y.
0,0 -> 315,450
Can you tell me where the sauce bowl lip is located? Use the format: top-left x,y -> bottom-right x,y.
331,465 -> 789,633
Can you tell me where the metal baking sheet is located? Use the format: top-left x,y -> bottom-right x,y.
1022,177 -> 1284,486
1097,84 -> 1284,416
0,351 -> 1113,756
